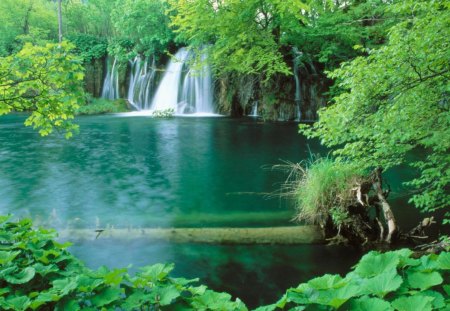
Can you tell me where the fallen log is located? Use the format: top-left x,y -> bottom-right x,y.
58,226 -> 324,245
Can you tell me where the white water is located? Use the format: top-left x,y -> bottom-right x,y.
101,57 -> 119,100
127,57 -> 156,110
151,48 -> 215,114
249,101 -> 259,117
101,48 -> 216,115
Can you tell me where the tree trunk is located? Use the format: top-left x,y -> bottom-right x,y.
57,0 -> 63,44
372,167 -> 396,243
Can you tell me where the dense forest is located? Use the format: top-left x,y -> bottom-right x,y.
0,0 -> 449,310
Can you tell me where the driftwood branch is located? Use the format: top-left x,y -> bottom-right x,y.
372,167 -> 396,243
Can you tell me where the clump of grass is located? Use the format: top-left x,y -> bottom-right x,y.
77,98 -> 129,115
278,157 -> 366,226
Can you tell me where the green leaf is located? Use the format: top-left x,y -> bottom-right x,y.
406,270 -> 443,291
253,304 -> 278,311
307,274 -> 346,290
55,299 -> 80,311
361,268 -> 403,298
6,295 -> 31,311
121,290 -> 147,310
138,263 -> 174,282
421,290 -> 446,309
150,284 -> 181,306
90,287 -> 122,307
52,277 -> 79,295
0,251 -> 21,265
436,252 -> 450,270
350,296 -> 391,311
391,295 -> 434,311
103,268 -> 126,286
355,251 -> 400,277
4,267 -> 35,284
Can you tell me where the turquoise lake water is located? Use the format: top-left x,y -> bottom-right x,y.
0,114 -> 422,307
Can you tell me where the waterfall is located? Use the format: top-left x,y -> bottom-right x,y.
293,47 -> 302,121
127,56 -> 156,110
249,101 -> 258,117
151,48 -> 214,114
101,57 -> 119,100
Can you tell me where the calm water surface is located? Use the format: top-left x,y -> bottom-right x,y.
0,114 -> 418,307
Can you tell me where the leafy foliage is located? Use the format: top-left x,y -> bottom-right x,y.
67,34 -> 108,63
300,0 -> 450,221
0,0 -> 58,56
111,0 -> 174,59
0,216 -> 247,310
0,42 -> 85,138
168,0 -> 307,78
258,248 -> 449,310
0,217 -> 448,310
77,98 -> 129,115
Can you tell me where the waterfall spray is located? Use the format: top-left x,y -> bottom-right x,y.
293,47 -> 302,121
151,48 -> 215,114
127,56 -> 156,110
101,57 -> 120,100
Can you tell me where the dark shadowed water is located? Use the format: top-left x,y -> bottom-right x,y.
0,114 -> 421,307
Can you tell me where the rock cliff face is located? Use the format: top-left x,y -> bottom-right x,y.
83,58 -> 105,98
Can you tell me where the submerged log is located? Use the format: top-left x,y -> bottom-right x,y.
58,226 -> 324,245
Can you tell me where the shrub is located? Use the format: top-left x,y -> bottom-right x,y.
77,98 -> 129,115
152,108 -> 175,118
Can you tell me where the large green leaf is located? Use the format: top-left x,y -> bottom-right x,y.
191,290 -> 248,311
307,274 -> 346,290
121,290 -> 147,310
90,287 -> 123,307
361,268 -> 403,298
391,295 -> 434,311
138,263 -> 174,282
253,304 -> 278,311
350,296 -> 391,311
0,251 -> 21,265
149,284 -> 181,306
55,298 -> 81,311
103,268 -> 127,286
421,290 -> 446,309
4,267 -> 35,284
406,270 -> 443,291
355,251 -> 400,277
436,252 -> 450,270
29,292 -> 60,310
52,277 -> 79,295
6,295 -> 31,311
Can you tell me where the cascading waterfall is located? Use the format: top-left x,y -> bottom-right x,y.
249,101 -> 258,117
151,48 -> 215,114
127,56 -> 156,110
293,47 -> 302,121
101,57 -> 120,100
